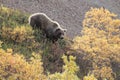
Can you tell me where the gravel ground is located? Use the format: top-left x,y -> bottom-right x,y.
1,0 -> 120,38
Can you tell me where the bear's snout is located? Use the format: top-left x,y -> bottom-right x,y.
60,35 -> 64,39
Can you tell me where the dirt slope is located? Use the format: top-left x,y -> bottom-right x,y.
1,0 -> 120,38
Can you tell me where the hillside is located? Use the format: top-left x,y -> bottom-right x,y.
0,1 -> 120,80
1,0 -> 120,38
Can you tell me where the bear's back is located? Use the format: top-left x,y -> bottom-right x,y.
29,13 -> 51,29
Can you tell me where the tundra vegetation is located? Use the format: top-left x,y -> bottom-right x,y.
0,6 -> 119,80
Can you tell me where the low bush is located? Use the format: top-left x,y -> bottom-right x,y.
72,7 -> 120,80
48,55 -> 80,80
0,46 -> 47,80
1,26 -> 33,43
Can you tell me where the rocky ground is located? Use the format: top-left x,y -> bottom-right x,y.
1,0 -> 120,39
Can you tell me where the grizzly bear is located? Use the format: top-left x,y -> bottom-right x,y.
28,13 -> 67,42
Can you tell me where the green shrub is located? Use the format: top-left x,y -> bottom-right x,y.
0,6 -> 28,27
49,55 -> 80,80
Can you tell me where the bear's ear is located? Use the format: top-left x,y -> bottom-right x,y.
63,29 -> 67,32
55,28 -> 61,32
53,22 -> 58,28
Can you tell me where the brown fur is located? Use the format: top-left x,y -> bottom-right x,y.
28,13 -> 67,42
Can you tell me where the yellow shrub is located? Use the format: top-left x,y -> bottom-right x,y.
1,26 -> 33,43
0,48 -> 47,80
0,6 -> 13,14
49,55 -> 80,80
73,7 -> 120,62
83,74 -> 97,80
1,27 -> 12,39
83,7 -> 120,45
72,8 -> 120,80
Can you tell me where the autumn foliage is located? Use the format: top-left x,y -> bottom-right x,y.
72,8 -> 120,80
1,26 -> 33,43
0,44 -> 47,80
0,6 -> 120,80
49,55 -> 80,80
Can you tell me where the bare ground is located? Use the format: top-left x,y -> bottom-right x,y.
1,0 -> 120,39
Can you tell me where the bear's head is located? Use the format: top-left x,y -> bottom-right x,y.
53,22 -> 67,41
54,28 -> 67,40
